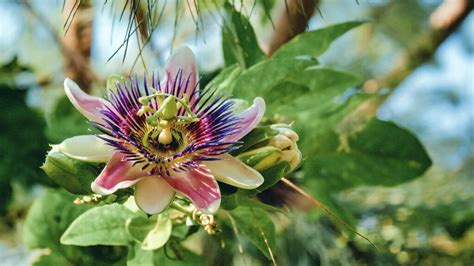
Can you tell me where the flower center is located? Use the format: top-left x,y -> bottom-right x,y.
141,122 -> 188,157
97,77 -> 240,176
134,91 -> 200,165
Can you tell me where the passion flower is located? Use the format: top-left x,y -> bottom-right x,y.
59,47 -> 265,214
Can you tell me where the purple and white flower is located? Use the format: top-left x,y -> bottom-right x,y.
59,47 -> 265,214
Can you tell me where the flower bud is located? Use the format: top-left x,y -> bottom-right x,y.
237,124 -> 301,172
237,146 -> 282,171
41,145 -> 100,195
269,124 -> 302,171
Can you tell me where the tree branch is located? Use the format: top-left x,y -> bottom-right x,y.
62,0 -> 97,91
365,0 -> 473,96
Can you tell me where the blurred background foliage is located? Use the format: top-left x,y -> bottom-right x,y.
0,0 -> 472,265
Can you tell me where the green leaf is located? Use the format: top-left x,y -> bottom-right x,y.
245,66 -> 361,124
305,118 -> 432,190
229,207 -> 276,260
230,57 -> 317,102
23,189 -> 92,249
153,246 -> 204,266
127,244 -> 154,265
61,204 -> 134,246
221,194 -> 238,210
126,214 -> 172,250
23,189 -> 94,263
171,223 -> 196,239
272,21 -> 366,59
205,64 -> 242,98
268,67 -> 365,156
222,4 -> 266,68
301,118 -> 432,227
42,146 -> 101,195
236,195 -> 285,213
24,189 -> 128,264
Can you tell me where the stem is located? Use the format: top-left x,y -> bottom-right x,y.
363,0 -> 473,116
170,201 -> 193,216
281,177 -> 379,251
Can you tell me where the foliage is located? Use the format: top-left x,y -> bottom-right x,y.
3,1 -> 461,265
23,189 -> 127,265
0,85 -> 49,214
46,95 -> 91,143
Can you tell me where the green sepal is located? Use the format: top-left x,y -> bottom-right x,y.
232,126 -> 279,155
237,146 -> 282,171
41,145 -> 101,195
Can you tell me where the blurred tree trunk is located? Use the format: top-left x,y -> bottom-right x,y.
266,0 -> 318,56
62,0 -> 96,92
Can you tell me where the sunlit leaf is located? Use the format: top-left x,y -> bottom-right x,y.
230,57 -> 318,102
61,204 -> 134,246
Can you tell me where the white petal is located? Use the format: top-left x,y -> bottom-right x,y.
135,176 -> 175,214
203,154 -> 264,189
58,135 -> 114,163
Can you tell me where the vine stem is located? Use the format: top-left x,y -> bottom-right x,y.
280,177 -> 379,251
170,201 -> 193,216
